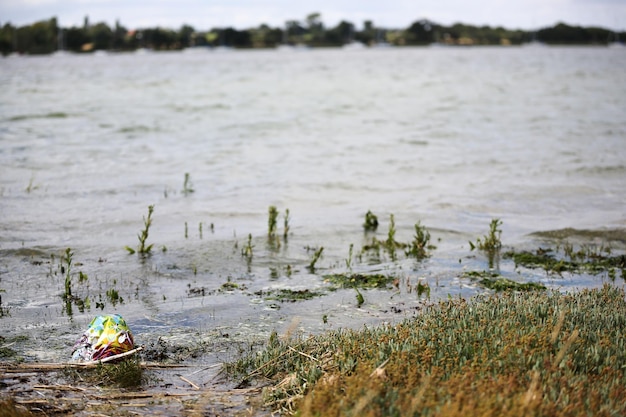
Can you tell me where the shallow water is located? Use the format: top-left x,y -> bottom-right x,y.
1,46 -> 625,362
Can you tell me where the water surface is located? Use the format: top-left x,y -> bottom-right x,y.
1,46 -> 625,361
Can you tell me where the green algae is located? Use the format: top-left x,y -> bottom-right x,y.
258,288 -> 325,303
323,273 -> 396,289
504,247 -> 626,277
463,270 -> 546,292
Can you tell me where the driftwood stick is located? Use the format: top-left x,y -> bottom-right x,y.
288,345 -> 319,362
369,358 -> 390,378
77,346 -> 145,366
179,375 -> 200,390
0,362 -> 192,373
32,384 -> 87,392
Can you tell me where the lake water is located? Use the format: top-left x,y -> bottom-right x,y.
1,46 -> 625,362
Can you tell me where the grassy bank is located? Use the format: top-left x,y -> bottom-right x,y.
226,284 -> 626,416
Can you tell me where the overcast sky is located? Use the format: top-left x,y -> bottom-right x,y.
1,0 -> 625,31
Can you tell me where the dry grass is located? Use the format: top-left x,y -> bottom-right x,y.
226,284 -> 626,416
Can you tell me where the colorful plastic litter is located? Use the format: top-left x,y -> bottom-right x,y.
71,314 -> 135,362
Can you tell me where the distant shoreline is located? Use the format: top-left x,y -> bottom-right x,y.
2,17 -> 624,56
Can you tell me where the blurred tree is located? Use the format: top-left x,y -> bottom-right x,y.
223,27 -> 251,47
178,24 -> 195,47
305,12 -> 325,44
112,20 -> 128,50
285,20 -> 305,44
405,19 -> 436,44
1,16 -> 619,54
15,18 -> 57,54
65,26 -> 89,51
0,23 -> 16,55
326,20 -> 354,45
250,24 -> 282,47
90,22 -> 113,50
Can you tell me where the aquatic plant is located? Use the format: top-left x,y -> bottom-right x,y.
345,243 -> 354,269
25,174 -> 38,193
58,248 -> 89,316
471,218 -> 503,251
221,278 -> 239,291
106,288 -> 123,305
470,218 -> 503,268
463,270 -> 546,292
0,289 -> 8,317
225,285 -> 626,416
125,205 -> 155,255
182,172 -> 194,194
406,221 -> 434,259
261,289 -> 325,303
362,214 -> 407,262
241,233 -> 254,259
505,244 -> 626,277
268,206 -> 279,237
62,248 -> 74,299
386,214 -> 398,260
308,247 -> 324,272
283,208 -> 291,240
416,279 -> 430,299
324,273 -> 396,289
363,210 -> 379,231
355,288 -> 364,307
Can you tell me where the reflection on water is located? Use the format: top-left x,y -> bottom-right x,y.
1,47 -> 625,361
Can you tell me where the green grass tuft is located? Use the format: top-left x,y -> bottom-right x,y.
225,285 -> 626,416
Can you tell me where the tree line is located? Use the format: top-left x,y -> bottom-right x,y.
1,13 -> 623,55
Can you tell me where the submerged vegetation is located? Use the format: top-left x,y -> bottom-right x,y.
226,285 -> 626,416
463,270 -> 547,292
505,244 -> 626,279
324,273 -> 397,290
